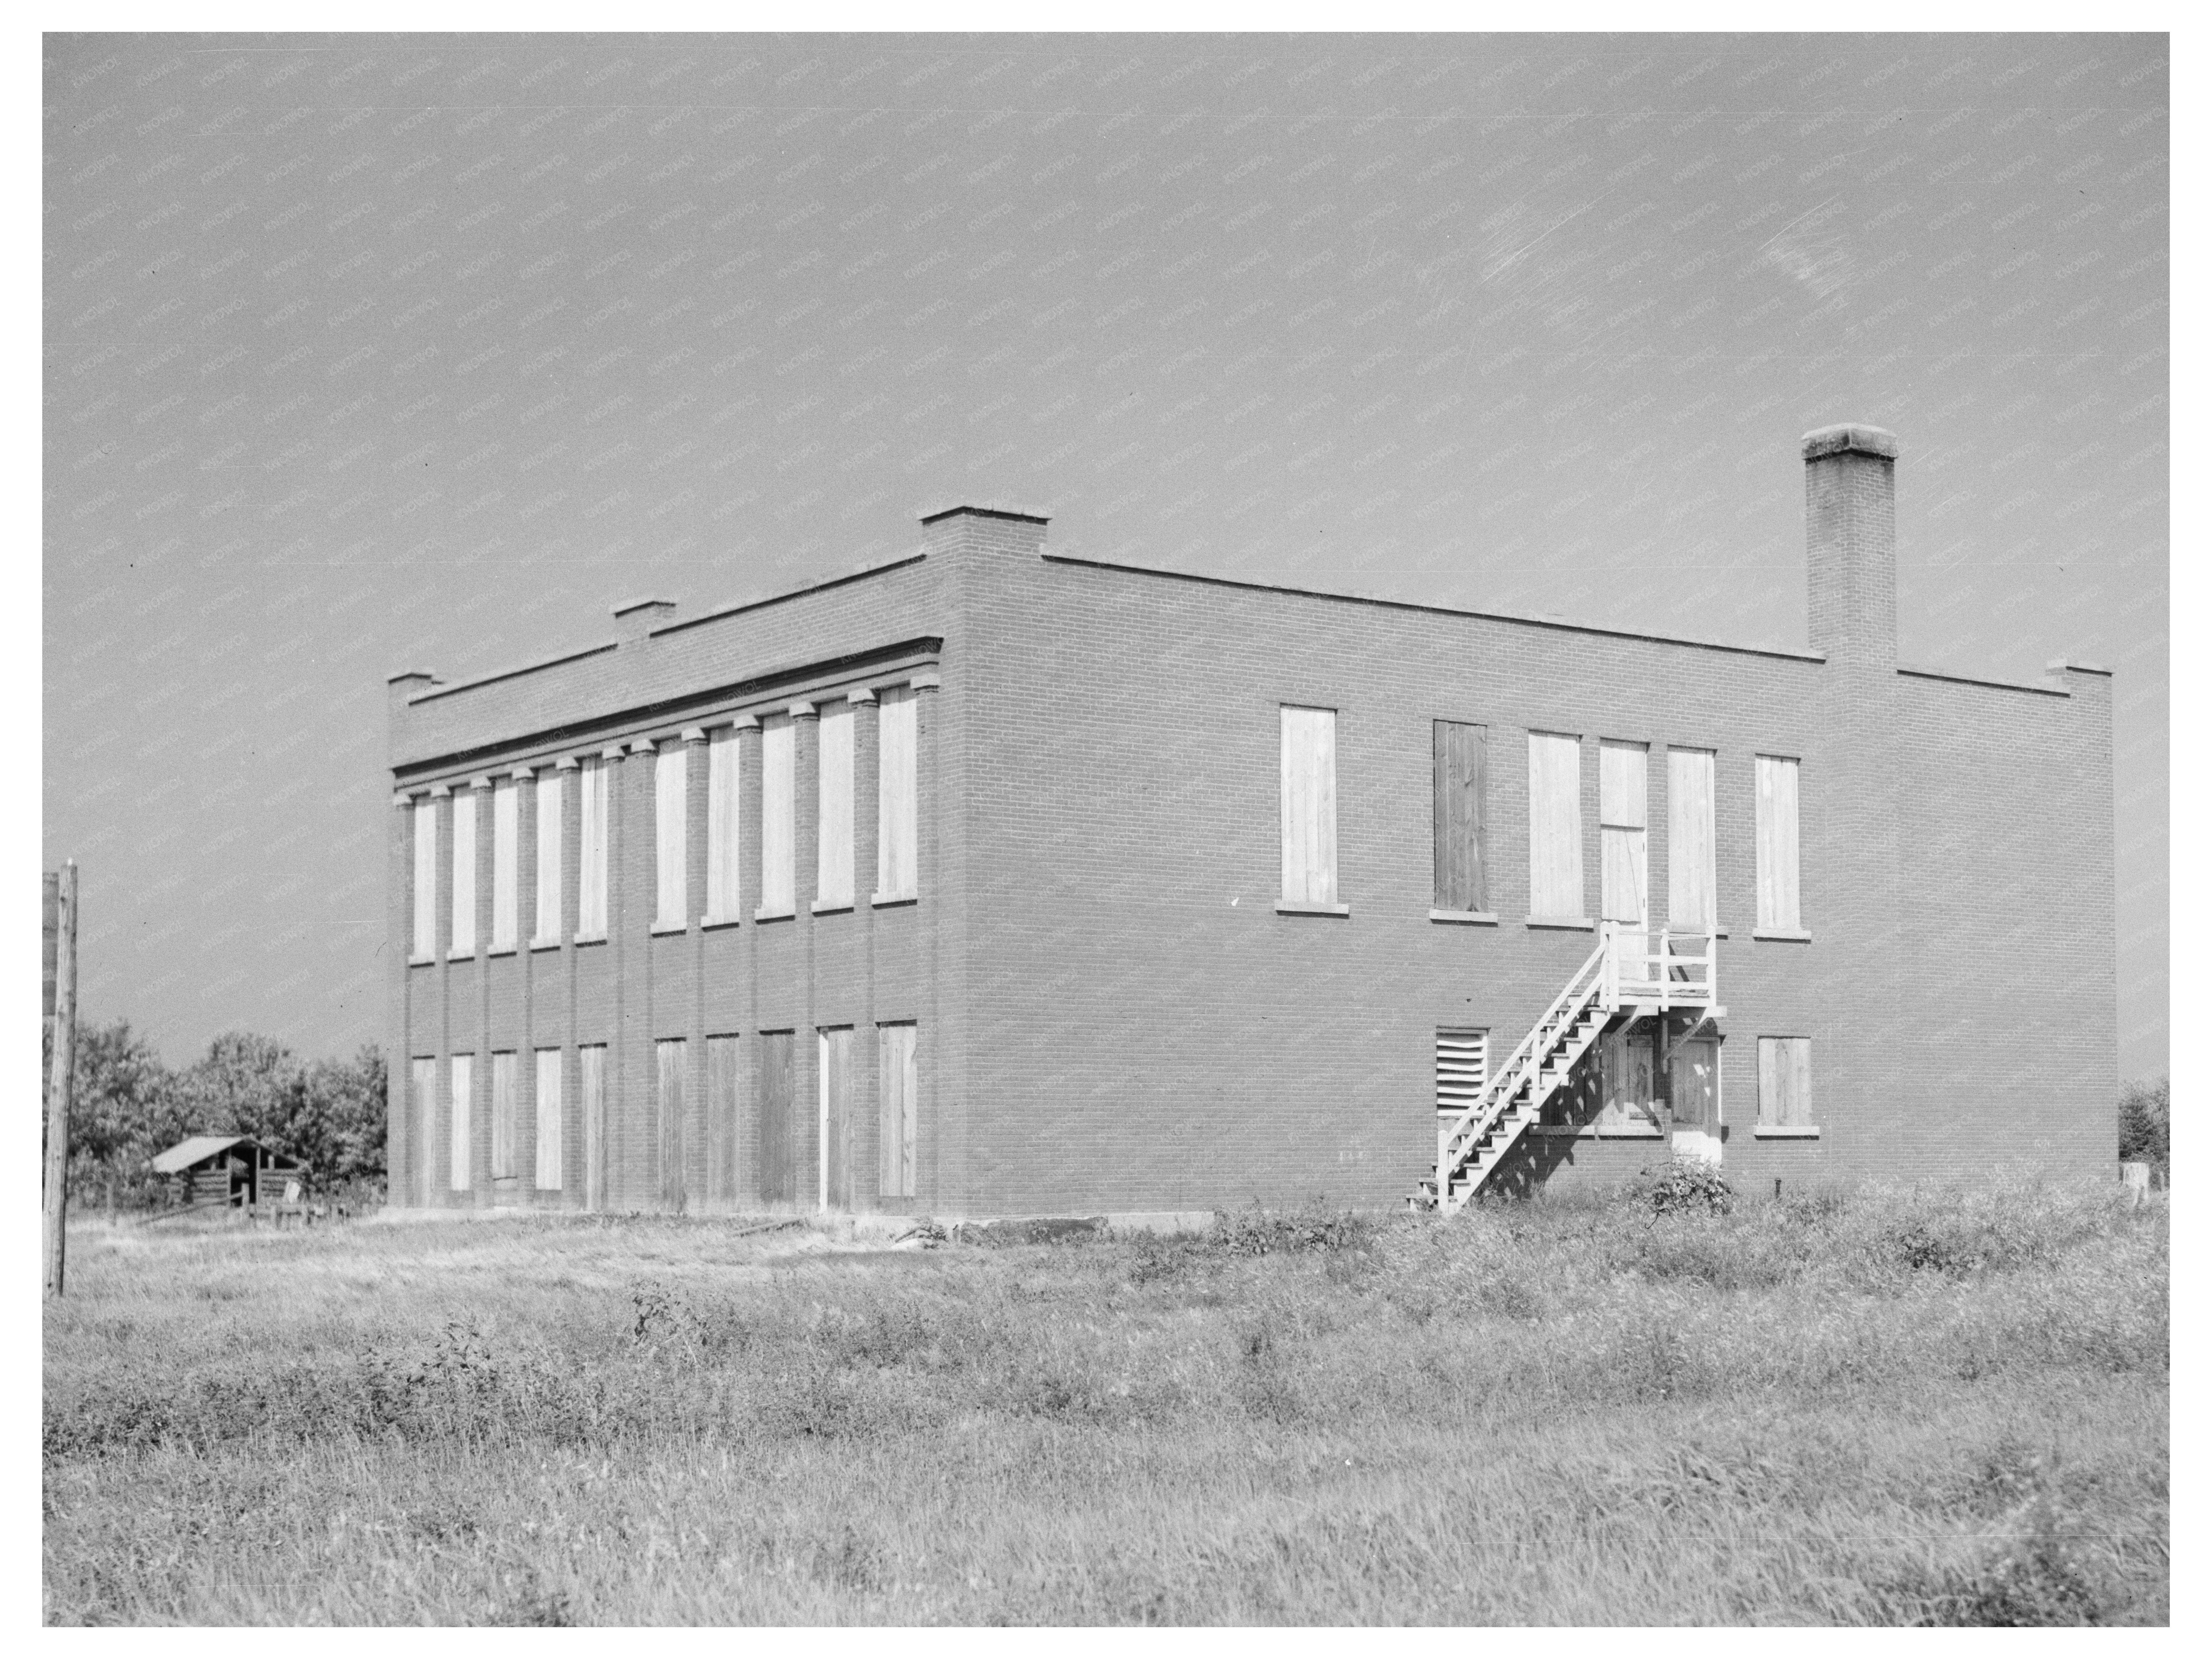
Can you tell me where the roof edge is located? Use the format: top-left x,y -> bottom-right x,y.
1038,552 -> 1828,665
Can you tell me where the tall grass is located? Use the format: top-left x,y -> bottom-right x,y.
43,1179 -> 2166,1625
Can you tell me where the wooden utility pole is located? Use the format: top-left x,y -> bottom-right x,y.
45,862 -> 78,1298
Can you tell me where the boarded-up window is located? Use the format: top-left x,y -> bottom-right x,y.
706,728 -> 742,922
706,1035 -> 740,1204
1436,1028 -> 1488,1117
757,1031 -> 797,1204
877,687 -> 918,901
490,1051 -> 517,1181
761,719 -> 795,916
656,1039 -> 687,1212
534,1048 -> 563,1190
411,1056 -> 436,1205
1597,1031 -> 1657,1129
1755,755 -> 1802,931
450,788 -> 478,956
579,1044 -> 606,1210
448,1054 -> 473,1192
1280,706 -> 1338,904
491,779 -> 519,951
411,798 -> 437,960
817,704 -> 855,909
577,756 -> 609,940
654,745 -> 687,931
879,1022 -> 917,1199
1667,748 -> 1717,932
1599,741 -> 1648,932
1758,1037 -> 1813,1126
1527,733 -> 1584,920
1432,722 -> 1489,912
819,1027 -> 854,1210
533,770 -> 563,945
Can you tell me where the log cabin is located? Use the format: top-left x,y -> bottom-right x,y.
151,1135 -> 306,1211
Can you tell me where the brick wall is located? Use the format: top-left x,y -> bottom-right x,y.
386,442 -> 2120,1216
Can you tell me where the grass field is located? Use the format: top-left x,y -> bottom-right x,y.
42,1177 -> 2167,1626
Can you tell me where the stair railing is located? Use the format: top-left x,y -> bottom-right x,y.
1436,934 -> 1608,1190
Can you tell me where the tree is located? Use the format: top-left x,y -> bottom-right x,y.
65,1020 -> 184,1208
2119,1076 -> 2168,1179
56,1026 -> 390,1207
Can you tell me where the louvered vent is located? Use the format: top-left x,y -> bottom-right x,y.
1436,1028 -> 1488,1116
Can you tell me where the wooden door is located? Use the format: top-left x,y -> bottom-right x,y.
1670,1037 -> 1722,1163
656,1040 -> 687,1214
819,1028 -> 853,1212
757,1032 -> 796,1206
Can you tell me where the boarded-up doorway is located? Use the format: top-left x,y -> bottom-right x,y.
818,1028 -> 854,1212
757,1031 -> 799,1206
656,1039 -> 687,1214
1671,1036 -> 1721,1164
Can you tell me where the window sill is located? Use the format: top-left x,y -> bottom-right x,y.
700,916 -> 741,932
1276,900 -> 1351,917
1528,1123 -> 1665,1139
872,892 -> 917,909
529,937 -> 561,952
1754,928 -> 1813,942
1753,1124 -> 1821,1139
408,954 -> 435,967
754,908 -> 794,923
1525,916 -> 1594,931
1430,908 -> 1499,925
811,899 -> 854,916
488,945 -> 516,958
649,923 -> 688,937
573,934 -> 606,947
447,949 -> 478,962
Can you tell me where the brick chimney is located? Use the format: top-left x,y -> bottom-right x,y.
1802,423 -> 1899,668
612,596 -> 677,644
920,504 -> 1050,559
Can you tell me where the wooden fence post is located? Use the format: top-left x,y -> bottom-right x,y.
45,862 -> 79,1298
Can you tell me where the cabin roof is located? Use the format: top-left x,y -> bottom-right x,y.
150,1134 -> 301,1175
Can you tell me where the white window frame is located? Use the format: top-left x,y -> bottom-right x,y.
411,797 -> 437,961
1756,1036 -> 1816,1133
489,1050 -> 517,1181
534,1048 -> 563,1190
816,704 -> 856,911
450,787 -> 478,957
1527,731 -> 1586,924
1278,705 -> 1343,912
577,754 -> 609,941
875,687 -> 919,903
759,717 -> 795,918
532,769 -> 563,947
1667,747 -> 1718,934
490,778 -> 519,952
705,727 -> 742,922
448,1053 -> 473,1192
878,1022 -> 918,1199
1755,754 -> 1804,934
654,742 -> 688,932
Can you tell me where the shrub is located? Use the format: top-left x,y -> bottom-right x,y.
1920,1488 -> 2106,1626
1207,1199 -> 1378,1256
1627,1159 -> 1735,1218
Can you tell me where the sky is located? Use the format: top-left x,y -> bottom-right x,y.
43,31 -> 2168,1076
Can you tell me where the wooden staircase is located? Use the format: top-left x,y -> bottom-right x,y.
1419,925 -> 1719,1214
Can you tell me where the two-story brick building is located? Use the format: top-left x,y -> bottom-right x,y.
384,423 -> 2117,1217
